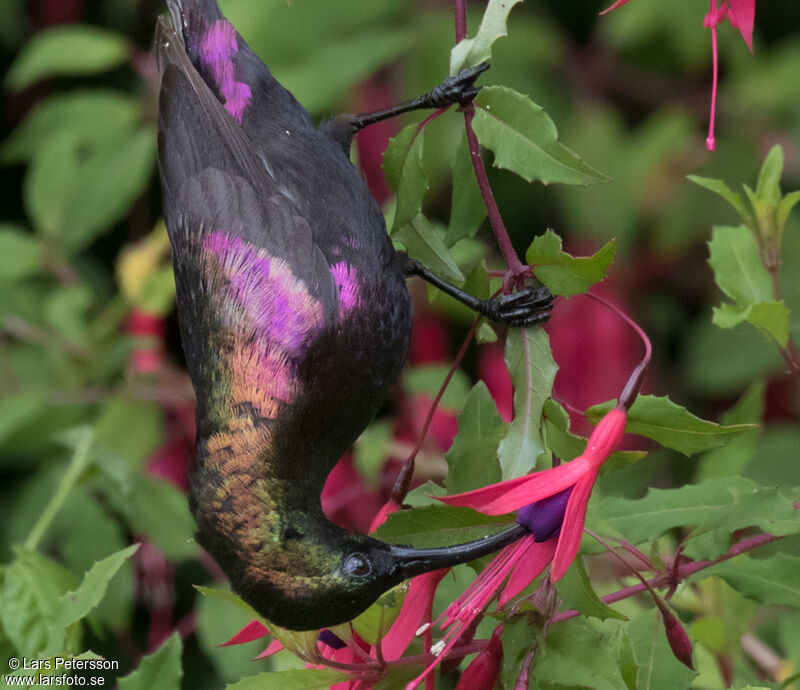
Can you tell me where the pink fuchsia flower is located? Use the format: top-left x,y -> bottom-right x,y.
601,0 -> 756,151
438,406 -> 628,582
405,407 -> 626,689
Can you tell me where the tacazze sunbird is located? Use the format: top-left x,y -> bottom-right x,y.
155,0 -> 553,630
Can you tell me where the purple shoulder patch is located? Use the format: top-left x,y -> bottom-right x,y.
201,231 -> 323,418
203,231 -> 322,351
331,261 -> 362,317
196,20 -> 252,122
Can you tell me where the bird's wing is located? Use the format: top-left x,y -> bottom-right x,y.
156,17 -> 337,464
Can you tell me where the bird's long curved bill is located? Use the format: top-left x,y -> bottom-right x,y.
390,523 -> 528,580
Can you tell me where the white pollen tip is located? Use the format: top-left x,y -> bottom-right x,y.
415,623 -> 431,637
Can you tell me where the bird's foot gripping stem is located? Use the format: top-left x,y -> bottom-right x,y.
348,63 -> 489,133
482,287 -> 554,328
405,257 -> 553,327
416,62 -> 490,110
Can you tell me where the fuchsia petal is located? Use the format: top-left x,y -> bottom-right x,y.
584,407 -> 627,467
219,620 -> 269,646
599,0 -> 635,14
727,0 -> 755,50
550,470 -> 600,582
437,456 -> 591,514
253,639 -> 283,659
381,569 -> 449,661
498,537 -> 557,607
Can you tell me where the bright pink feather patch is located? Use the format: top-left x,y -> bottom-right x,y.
197,20 -> 252,122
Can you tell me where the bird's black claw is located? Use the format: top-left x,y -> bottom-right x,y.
427,62 -> 490,108
483,286 -> 554,327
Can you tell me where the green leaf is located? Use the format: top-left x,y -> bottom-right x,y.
755,145 -> 783,208
23,128 -> 155,251
0,549 -> 76,657
194,585 -> 263,621
587,395 -> 757,456
60,128 -> 156,252
630,609 -> 697,690
128,476 -> 197,561
0,390 -> 46,445
0,226 -> 40,280
536,618 -> 632,690
712,300 -> 789,347
393,214 -> 464,284
404,363 -> 472,411
1,90 -> 140,164
227,670 -> 346,690
683,487 -> 800,560
497,327 -> 557,479
594,477 -> 758,545
687,175 -> 753,228
708,225 -> 774,305
445,382 -> 505,494
277,29 -> 412,114
383,123 -> 428,231
449,0 -> 523,74
373,505 -> 511,549
23,131 -> 82,237
472,86 -> 609,186
6,25 -> 129,91
57,544 -> 139,628
555,557 -> 628,621
445,133 -> 486,247
118,633 -> 182,690
353,421 -> 393,487
776,190 -> 800,233
700,554 -> 800,607
500,617 -> 536,689
350,587 -> 405,646
526,230 -> 617,296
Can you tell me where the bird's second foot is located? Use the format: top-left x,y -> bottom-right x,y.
483,286 -> 554,327
423,62 -> 490,109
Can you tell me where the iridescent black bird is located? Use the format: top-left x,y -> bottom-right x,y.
156,0 -> 552,630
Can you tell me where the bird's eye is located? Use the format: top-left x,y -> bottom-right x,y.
343,553 -> 372,578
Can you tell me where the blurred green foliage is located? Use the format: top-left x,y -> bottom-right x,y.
0,0 -> 798,688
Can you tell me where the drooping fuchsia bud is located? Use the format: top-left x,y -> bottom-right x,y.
655,598 -> 695,670
455,625 -> 504,690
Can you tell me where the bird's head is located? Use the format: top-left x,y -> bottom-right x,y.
221,510 -> 527,631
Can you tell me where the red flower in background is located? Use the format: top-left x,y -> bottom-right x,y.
602,0 -> 756,151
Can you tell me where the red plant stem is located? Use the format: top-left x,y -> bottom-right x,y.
463,106 -> 527,285
454,0 -> 526,288
407,317 -> 480,464
586,291 -> 652,410
551,532 -> 782,624
454,0 -> 467,42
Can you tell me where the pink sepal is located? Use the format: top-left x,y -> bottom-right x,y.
498,537 -> 556,607
381,569 -> 448,661
727,0 -> 755,50
219,620 -> 269,647
253,639 -> 284,659
550,469 -> 599,582
437,457 -> 590,515
599,0 -> 634,15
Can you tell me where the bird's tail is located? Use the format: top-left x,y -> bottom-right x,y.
159,0 -> 310,129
